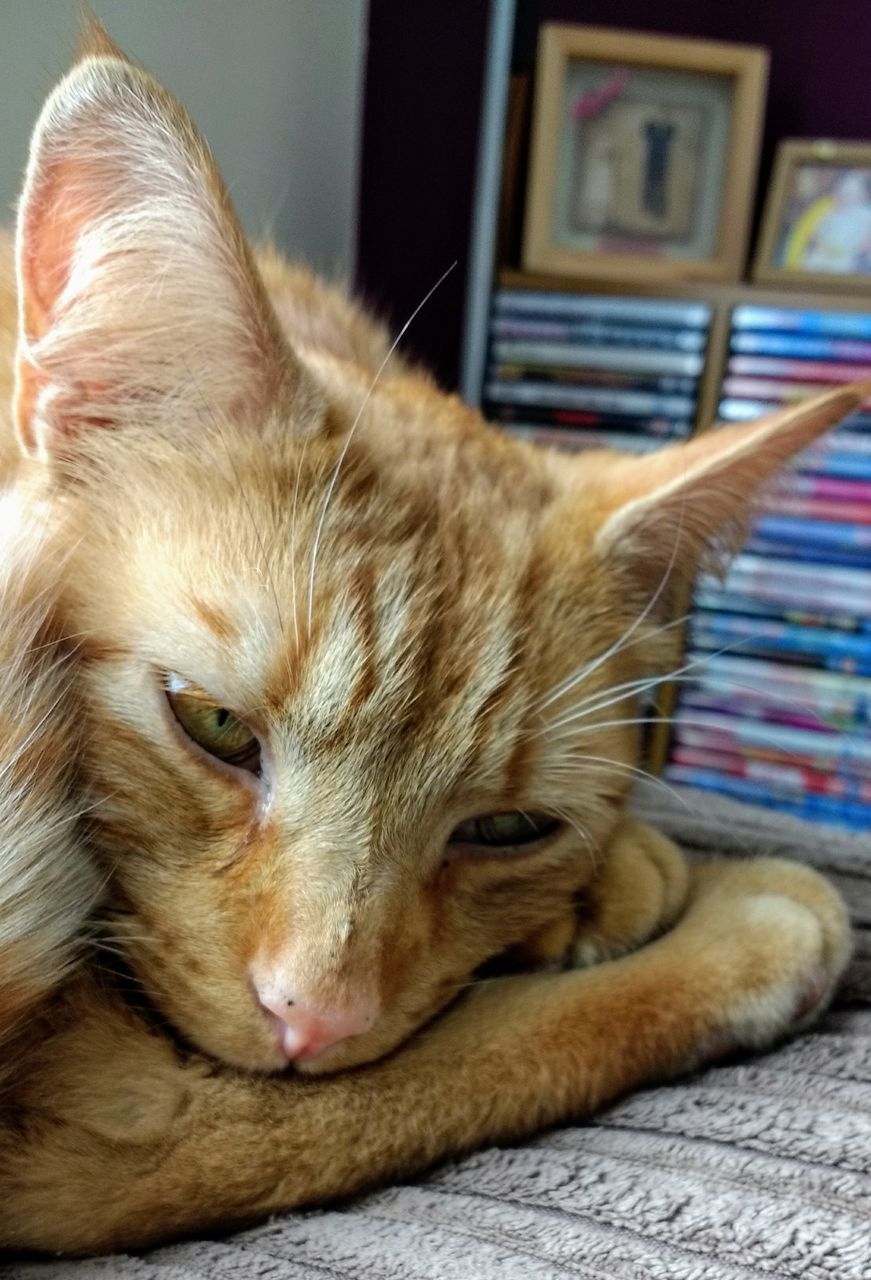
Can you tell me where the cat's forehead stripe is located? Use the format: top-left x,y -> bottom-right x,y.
257,544 -> 529,770
188,596 -> 239,646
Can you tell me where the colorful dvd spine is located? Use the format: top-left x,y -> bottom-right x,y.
689,614 -> 871,673
500,425 -> 662,454
712,572 -> 871,610
491,340 -> 704,377
680,684 -> 868,729
745,537 -> 871,570
732,332 -> 871,361
684,651 -> 871,704
726,552 -> 871,593
678,689 -> 863,734
673,725 -> 871,781
671,746 -> 871,802
664,765 -> 871,831
489,364 -> 697,396
484,380 -> 696,419
769,475 -> 871,503
790,454 -> 871,482
487,405 -> 691,436
672,708 -> 871,765
759,495 -> 871,525
492,316 -> 707,350
691,612 -> 871,661
723,375 -> 870,405
691,586 -> 865,632
732,305 -> 871,338
720,398 -> 871,436
752,515 -> 871,551
493,290 -> 711,327
728,354 -> 871,383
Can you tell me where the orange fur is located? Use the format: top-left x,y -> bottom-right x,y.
0,24 -> 857,1253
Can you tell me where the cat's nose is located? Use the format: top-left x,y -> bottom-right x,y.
256,984 -> 378,1062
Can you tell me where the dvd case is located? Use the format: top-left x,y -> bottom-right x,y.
484,290 -> 871,830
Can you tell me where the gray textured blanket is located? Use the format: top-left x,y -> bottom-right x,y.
5,787 -> 871,1280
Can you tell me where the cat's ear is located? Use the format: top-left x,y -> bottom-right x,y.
15,36 -> 298,461
588,384 -> 867,601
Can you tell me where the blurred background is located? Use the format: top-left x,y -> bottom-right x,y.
4,1 -> 871,387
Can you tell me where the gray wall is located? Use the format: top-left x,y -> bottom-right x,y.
0,0 -> 366,277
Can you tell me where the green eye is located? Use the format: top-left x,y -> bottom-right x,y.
166,679 -> 261,774
448,812 -> 561,851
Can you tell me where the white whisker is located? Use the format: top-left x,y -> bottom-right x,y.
0,686 -> 71,786
563,753 -> 697,815
550,804 -> 601,871
535,467 -> 692,714
535,632 -> 761,738
288,413 -> 312,652
541,713 -> 866,784
535,610 -> 692,716
306,262 -> 457,635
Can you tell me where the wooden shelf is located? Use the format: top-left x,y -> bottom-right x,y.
498,267 -> 871,314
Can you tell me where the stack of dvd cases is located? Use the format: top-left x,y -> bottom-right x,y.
483,289 -> 712,454
665,303 -> 871,832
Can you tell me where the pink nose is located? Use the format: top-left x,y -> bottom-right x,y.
257,986 -> 377,1062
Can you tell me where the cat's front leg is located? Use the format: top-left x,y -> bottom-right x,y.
0,851 -> 849,1256
519,817 -> 691,969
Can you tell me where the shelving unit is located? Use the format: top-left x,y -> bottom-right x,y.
459,3 -> 871,830
471,270 -> 871,829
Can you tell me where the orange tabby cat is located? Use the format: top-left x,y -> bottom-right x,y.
0,26 -> 857,1254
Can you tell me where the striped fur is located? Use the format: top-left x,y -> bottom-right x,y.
0,503 -> 99,1062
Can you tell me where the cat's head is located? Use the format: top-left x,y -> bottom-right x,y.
12,30 -> 864,1073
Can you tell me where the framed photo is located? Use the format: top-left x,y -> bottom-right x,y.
523,25 -> 768,283
754,140 -> 871,290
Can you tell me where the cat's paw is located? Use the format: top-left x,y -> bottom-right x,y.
517,821 -> 691,972
571,819 -> 690,968
680,857 -> 852,1066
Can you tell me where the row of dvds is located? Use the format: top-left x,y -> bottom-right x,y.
483,289 -> 713,444
664,303 -> 871,831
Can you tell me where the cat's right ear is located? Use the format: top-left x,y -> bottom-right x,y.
14,43 -> 300,462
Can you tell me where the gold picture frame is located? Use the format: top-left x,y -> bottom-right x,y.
523,25 -> 768,284
754,139 -> 871,291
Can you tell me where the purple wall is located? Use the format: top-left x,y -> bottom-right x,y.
356,0 -> 489,387
358,1 -> 871,389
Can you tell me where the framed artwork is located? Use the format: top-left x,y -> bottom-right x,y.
754,140 -> 871,291
523,25 -> 768,283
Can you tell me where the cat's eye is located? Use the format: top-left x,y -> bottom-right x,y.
166,679 -> 262,775
448,811 -> 561,852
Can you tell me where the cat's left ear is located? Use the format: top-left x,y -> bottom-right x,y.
587,384 -> 867,600
15,30 -> 299,461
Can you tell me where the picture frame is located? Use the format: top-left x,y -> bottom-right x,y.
522,25 -> 768,284
753,139 -> 871,291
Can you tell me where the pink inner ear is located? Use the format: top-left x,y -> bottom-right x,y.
592,382 -> 868,587
19,168 -> 80,336
16,148 -> 132,449
14,54 -> 298,461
